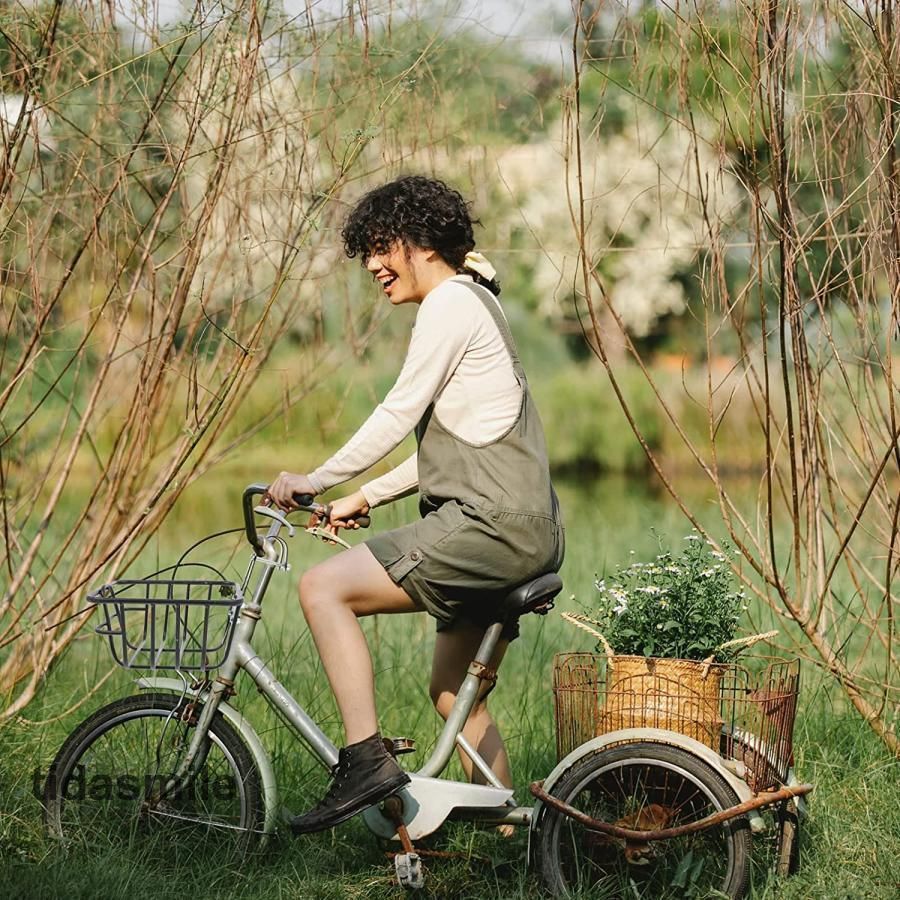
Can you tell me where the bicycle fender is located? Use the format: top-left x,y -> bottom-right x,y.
135,676 -> 279,835
527,728 -> 757,867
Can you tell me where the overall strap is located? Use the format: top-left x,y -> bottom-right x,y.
463,281 -> 524,374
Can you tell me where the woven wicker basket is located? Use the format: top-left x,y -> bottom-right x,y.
600,654 -> 725,750
560,613 -> 778,752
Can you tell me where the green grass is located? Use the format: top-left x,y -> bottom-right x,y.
1,479 -> 898,899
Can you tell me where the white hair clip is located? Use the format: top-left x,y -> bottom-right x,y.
463,251 -> 497,282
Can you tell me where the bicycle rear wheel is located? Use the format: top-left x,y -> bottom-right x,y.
43,692 -> 263,853
538,742 -> 751,899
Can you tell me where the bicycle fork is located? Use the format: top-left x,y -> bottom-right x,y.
152,552 -> 274,804
154,530 -> 339,805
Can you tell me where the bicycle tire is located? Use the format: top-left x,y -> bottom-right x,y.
774,797 -> 800,877
538,742 -> 751,899
43,692 -> 264,853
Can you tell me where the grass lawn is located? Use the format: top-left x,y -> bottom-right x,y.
1,479 -> 898,898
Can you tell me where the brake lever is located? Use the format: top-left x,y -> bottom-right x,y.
305,527 -> 352,550
253,505 -> 296,537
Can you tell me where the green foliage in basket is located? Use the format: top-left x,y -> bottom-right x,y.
591,535 -> 746,662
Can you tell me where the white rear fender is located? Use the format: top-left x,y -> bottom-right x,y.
541,729 -> 754,803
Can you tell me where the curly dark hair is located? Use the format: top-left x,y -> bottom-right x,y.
341,175 -> 500,294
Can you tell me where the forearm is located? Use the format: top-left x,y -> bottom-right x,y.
308,284 -> 474,495
307,406 -> 411,494
360,454 -> 419,508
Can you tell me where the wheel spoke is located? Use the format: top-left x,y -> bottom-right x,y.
43,694 -> 262,855
540,743 -> 750,899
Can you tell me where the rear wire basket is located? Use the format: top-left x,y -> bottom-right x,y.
90,578 -> 243,672
552,653 -> 800,793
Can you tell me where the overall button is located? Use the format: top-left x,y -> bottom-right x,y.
409,550 -> 421,562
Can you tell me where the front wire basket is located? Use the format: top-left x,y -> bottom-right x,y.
553,653 -> 800,793
89,577 -> 244,672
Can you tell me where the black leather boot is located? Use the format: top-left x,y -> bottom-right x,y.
290,732 -> 411,835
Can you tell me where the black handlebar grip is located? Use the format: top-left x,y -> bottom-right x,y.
243,483 -> 269,556
355,515 -> 371,528
292,493 -> 315,506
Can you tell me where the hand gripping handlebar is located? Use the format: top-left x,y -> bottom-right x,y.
242,483 -> 370,557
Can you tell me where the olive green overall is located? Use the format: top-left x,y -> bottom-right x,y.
366,280 -> 564,639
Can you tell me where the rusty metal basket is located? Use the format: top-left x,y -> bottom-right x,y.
553,652 -> 800,793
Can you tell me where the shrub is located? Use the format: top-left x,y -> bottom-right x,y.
590,535 -> 746,661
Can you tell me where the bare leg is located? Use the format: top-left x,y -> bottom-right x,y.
429,621 -> 512,789
299,544 -> 421,744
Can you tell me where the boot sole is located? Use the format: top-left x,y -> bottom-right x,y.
290,771 -> 411,835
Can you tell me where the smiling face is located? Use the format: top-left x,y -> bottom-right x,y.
365,242 -> 454,305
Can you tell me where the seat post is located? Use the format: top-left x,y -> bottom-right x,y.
472,619 -> 505,666
416,621 -> 506,778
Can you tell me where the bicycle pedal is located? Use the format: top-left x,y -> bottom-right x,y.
383,737 -> 416,756
394,851 -> 424,891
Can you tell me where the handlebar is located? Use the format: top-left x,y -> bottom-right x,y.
241,483 -> 370,557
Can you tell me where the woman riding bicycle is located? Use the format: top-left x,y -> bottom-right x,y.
266,175 -> 564,834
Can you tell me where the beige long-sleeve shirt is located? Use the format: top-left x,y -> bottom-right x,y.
307,275 -> 522,507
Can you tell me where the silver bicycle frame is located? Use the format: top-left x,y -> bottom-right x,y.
157,500 -> 526,833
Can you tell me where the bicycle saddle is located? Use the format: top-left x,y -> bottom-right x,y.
501,573 -> 563,619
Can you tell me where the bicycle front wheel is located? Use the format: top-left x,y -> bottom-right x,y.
43,692 -> 263,853
538,742 -> 751,899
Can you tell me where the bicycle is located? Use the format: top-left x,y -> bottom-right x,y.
42,484 -> 561,887
43,484 -> 812,896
